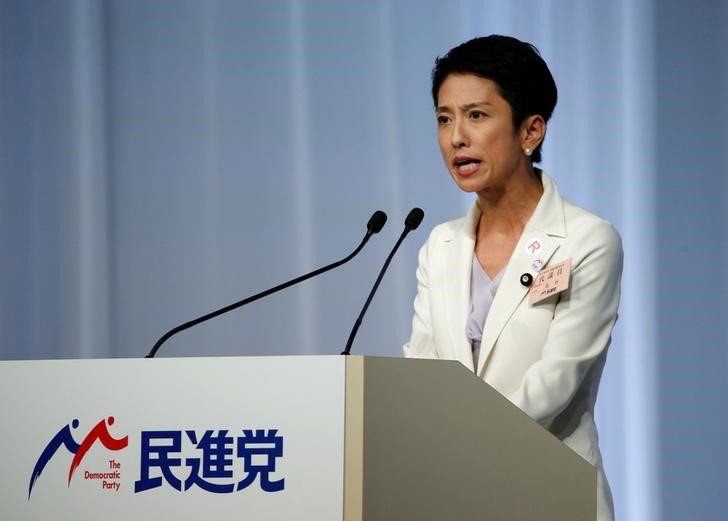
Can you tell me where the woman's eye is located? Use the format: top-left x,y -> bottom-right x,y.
437,115 -> 450,124
470,111 -> 487,119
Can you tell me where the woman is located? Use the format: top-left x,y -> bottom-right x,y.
404,35 -> 622,521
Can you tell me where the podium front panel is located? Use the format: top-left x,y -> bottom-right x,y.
0,356 -> 346,520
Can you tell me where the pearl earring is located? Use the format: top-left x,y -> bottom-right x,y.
524,147 -> 533,157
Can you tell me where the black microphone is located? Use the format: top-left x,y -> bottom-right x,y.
341,207 -> 424,355
147,210 -> 387,358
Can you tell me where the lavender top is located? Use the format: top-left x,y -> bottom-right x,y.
466,254 -> 504,368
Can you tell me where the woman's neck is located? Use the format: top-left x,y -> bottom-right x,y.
475,168 -> 544,237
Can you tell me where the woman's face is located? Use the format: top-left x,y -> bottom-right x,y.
436,73 -> 526,195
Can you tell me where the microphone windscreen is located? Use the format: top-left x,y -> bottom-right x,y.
404,207 -> 424,230
367,210 -> 387,233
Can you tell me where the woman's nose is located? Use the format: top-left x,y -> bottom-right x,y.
450,119 -> 468,148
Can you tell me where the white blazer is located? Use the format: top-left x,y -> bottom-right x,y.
404,172 -> 622,521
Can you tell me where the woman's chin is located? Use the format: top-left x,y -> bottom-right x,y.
452,175 -> 485,193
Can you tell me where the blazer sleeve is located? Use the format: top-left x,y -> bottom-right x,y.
403,231 -> 438,359
506,219 -> 623,427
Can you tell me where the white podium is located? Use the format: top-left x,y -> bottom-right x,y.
0,356 -> 595,520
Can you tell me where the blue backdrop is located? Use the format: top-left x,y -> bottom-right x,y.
1,1 -> 727,519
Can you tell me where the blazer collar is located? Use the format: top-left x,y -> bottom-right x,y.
439,172 -> 568,374
441,172 -> 567,241
523,171 -> 566,239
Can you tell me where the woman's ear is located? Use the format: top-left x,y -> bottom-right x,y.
521,115 -> 546,151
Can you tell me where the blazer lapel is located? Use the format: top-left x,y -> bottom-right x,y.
476,172 -> 567,376
441,204 -> 479,371
476,231 -> 559,375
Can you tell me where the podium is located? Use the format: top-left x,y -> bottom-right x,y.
0,356 -> 595,520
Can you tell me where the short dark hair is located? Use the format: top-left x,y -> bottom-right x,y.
431,35 -> 557,163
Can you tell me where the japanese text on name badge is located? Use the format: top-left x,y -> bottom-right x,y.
529,258 -> 572,305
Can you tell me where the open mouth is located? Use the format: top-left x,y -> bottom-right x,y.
453,158 -> 481,174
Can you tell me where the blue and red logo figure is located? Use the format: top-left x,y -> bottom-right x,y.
28,416 -> 128,498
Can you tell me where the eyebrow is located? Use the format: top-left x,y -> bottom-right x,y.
435,100 -> 493,113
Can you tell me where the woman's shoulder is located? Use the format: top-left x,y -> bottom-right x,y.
416,209 -> 475,267
429,215 -> 467,239
540,171 -> 621,247
563,200 -> 620,241
425,203 -> 480,244
559,199 -> 623,263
